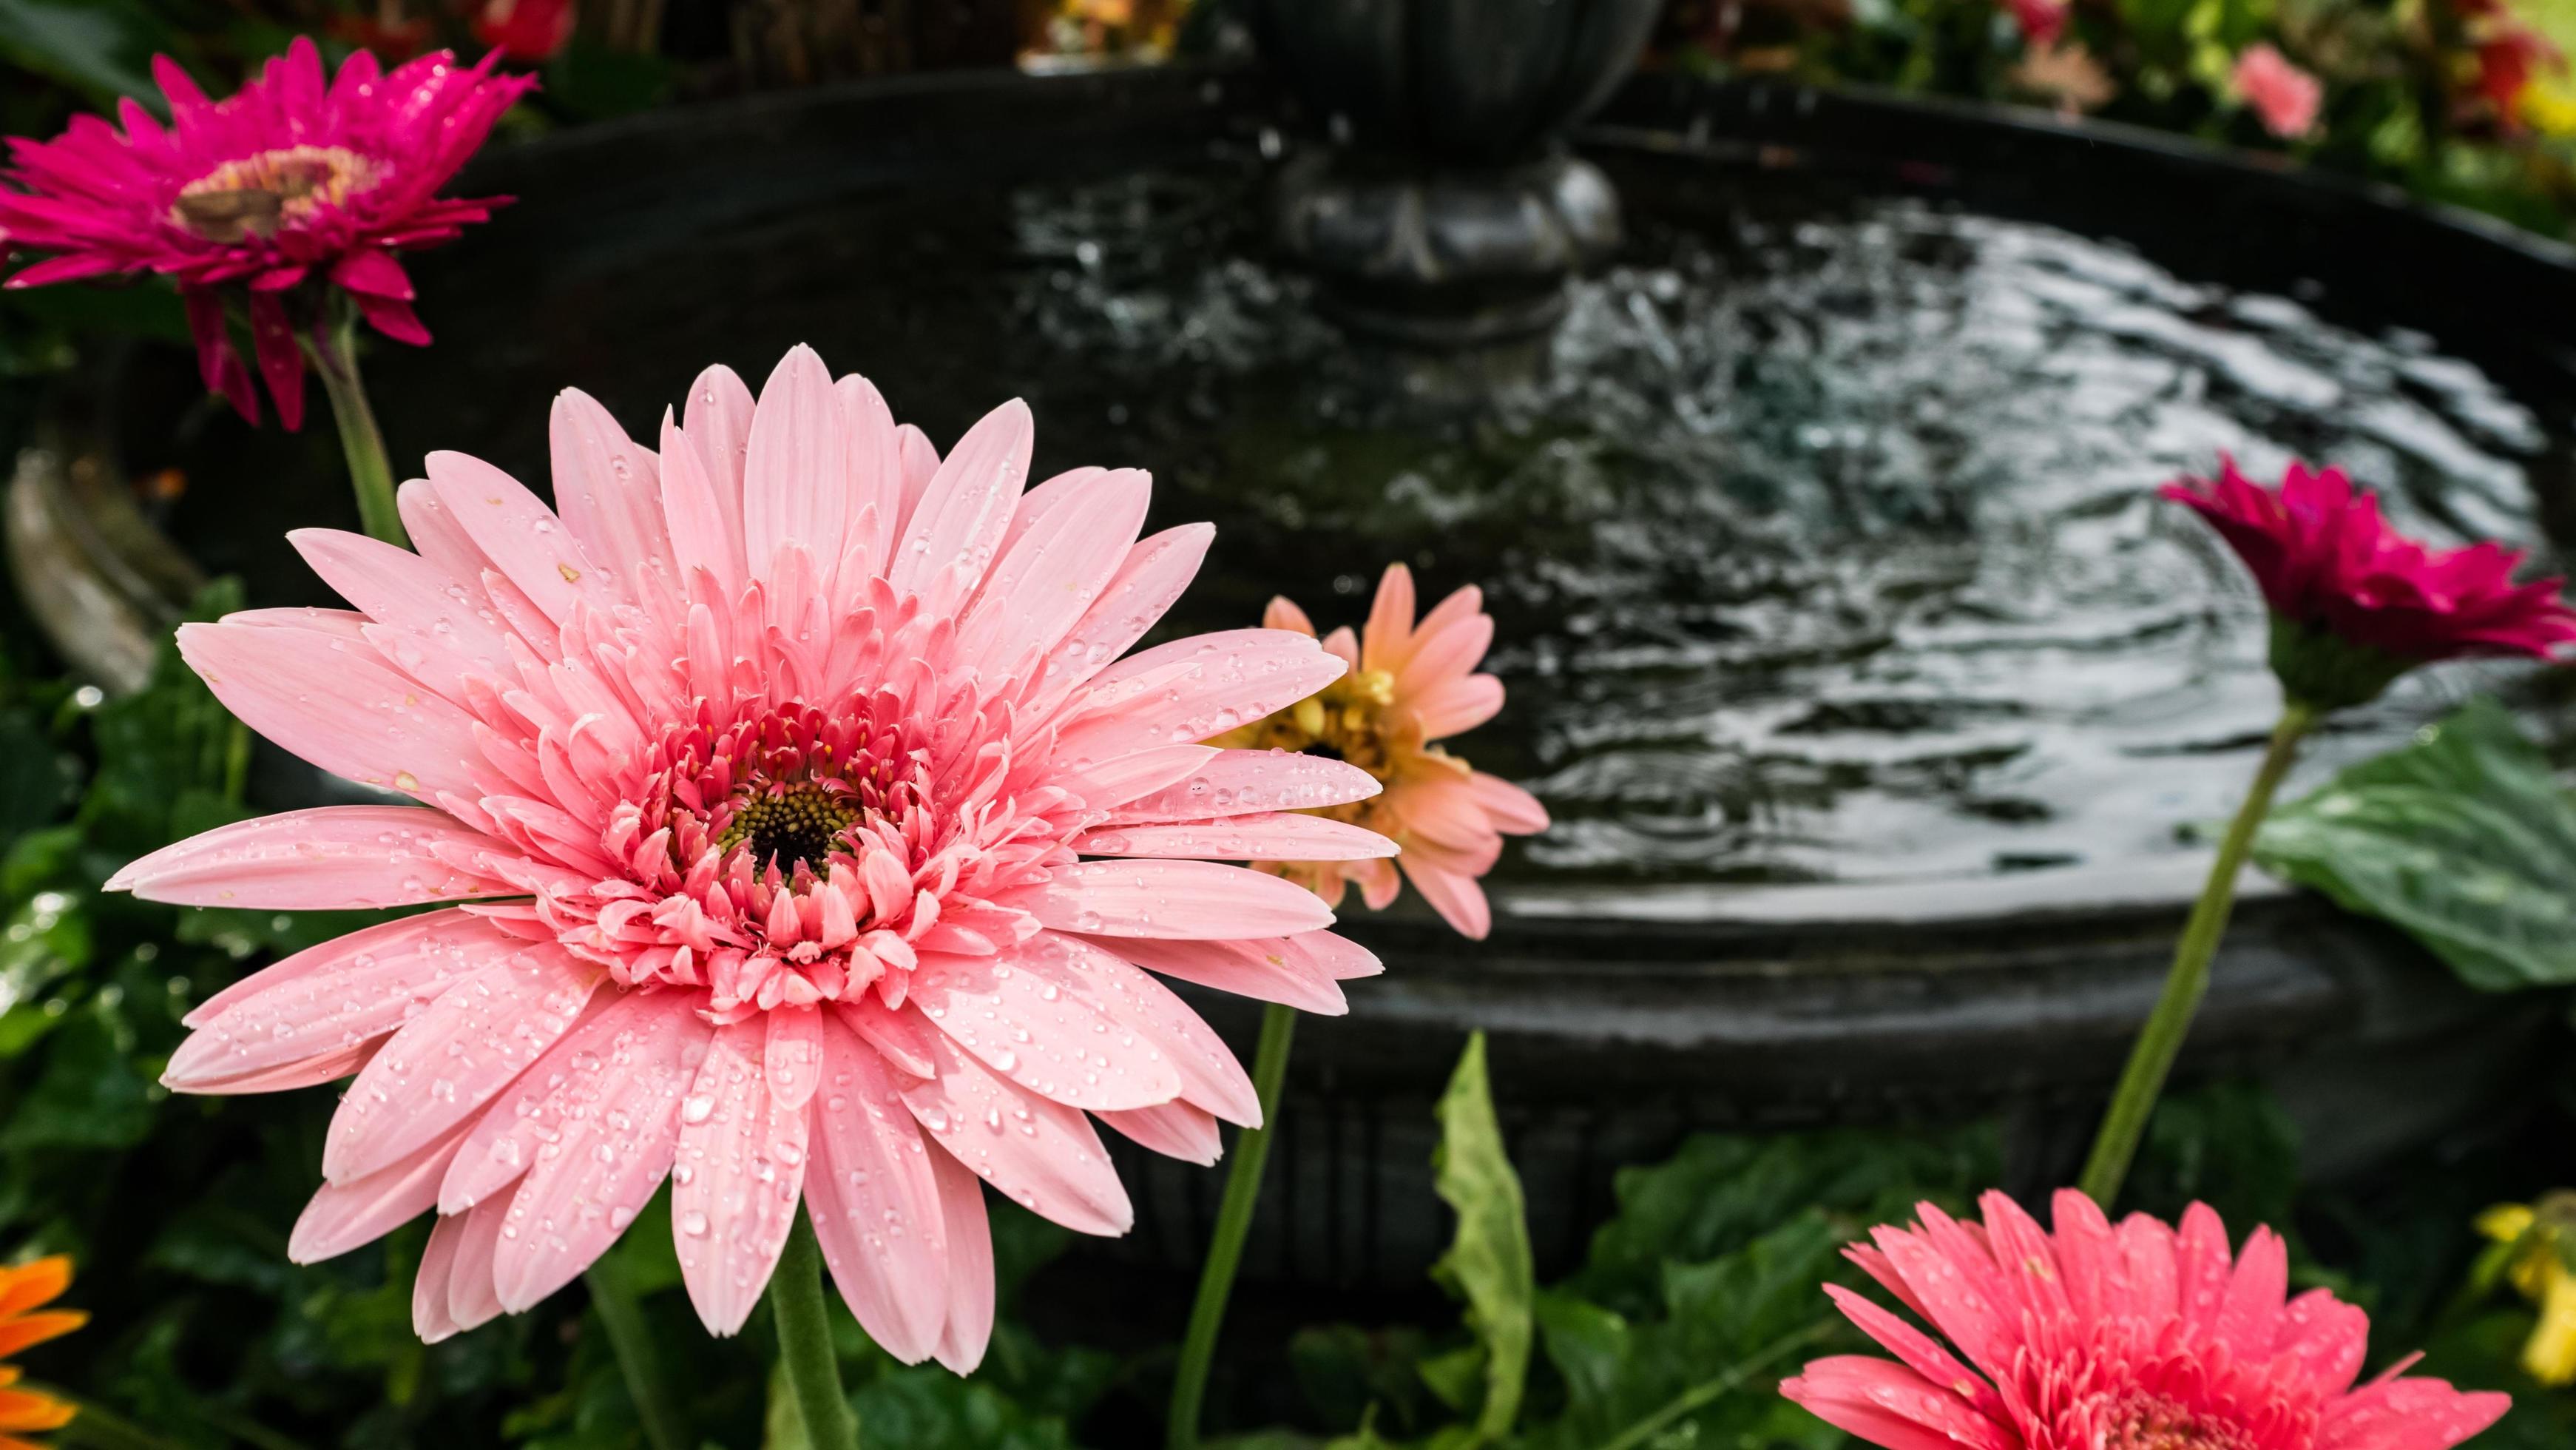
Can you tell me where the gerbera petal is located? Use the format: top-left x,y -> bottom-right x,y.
1085,933 -> 1350,1016
175,620 -> 485,800
1071,813 -> 1399,861
900,1031 -> 1132,1237
490,992 -> 708,1312
1026,860 -> 1335,939
909,949 -> 1183,1110
1099,1100 -> 1223,1164
926,1142 -> 995,1374
550,387 -> 675,608
1107,749 -> 1381,823
321,949 -> 602,1183
741,345 -> 850,592
672,1019 -> 810,1335
956,468 -> 1151,678
290,1117 -> 470,1263
107,806 -> 507,910
890,398 -> 1032,607
169,908 -> 509,1089
806,1013 -> 950,1364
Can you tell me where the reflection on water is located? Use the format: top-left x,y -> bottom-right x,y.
164,142 -> 2574,892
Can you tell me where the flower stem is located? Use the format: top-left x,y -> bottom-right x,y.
2077,701 -> 2317,1207
309,309 -> 408,549
770,1210 -> 861,1450
585,1258 -> 689,1450
1166,1002 -> 1299,1450
1592,1317 -> 1838,1450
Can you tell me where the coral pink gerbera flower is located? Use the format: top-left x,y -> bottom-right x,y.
0,38 -> 530,428
1783,1190 -> 2511,1450
2164,458 -> 2576,709
1211,564 -> 1547,941
108,345 -> 1394,1362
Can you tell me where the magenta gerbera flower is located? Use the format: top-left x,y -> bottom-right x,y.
2164,458 -> 2576,709
0,38 -> 531,428
1784,1190 -> 2511,1450
108,345 -> 1393,1363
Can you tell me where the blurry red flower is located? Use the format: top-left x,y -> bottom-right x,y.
472,0 -> 578,62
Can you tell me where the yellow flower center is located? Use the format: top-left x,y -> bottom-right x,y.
172,145 -> 383,241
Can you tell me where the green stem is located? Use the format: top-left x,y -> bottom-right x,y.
771,1210 -> 861,1450
1594,1318 -> 1838,1450
585,1259 -> 689,1450
1166,1002 -> 1299,1450
310,310 -> 407,549
2076,700 -> 2318,1208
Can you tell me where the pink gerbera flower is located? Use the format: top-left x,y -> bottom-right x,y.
109,345 -> 1394,1363
0,38 -> 530,428
1211,564 -> 1547,941
2163,458 -> 2576,708
1783,1190 -> 2512,1450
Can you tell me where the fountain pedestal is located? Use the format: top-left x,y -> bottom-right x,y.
1254,0 -> 1661,345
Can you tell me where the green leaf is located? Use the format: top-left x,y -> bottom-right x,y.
0,0 -> 173,107
1426,1031 -> 1535,1446
0,1000 -> 156,1149
2253,697 -> 2576,991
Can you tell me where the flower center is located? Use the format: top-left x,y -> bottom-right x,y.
718,785 -> 862,871
172,144 -> 382,241
2106,1397 -> 2257,1450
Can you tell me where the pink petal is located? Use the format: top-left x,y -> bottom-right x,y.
175,620 -> 485,800
926,1142 -> 995,1374
549,388 -> 673,606
413,1210 -> 470,1343
1053,745 -> 1222,813
332,250 -> 413,299
1780,1358 -> 2015,1450
321,950 -> 603,1183
1467,770 -> 1549,834
806,1013 -> 950,1363
659,408 -> 742,601
955,468 -> 1152,678
1099,1100 -> 1223,1164
1002,933 -> 1258,1125
1359,564 -> 1417,675
2318,1380 -> 2512,1450
890,398 -> 1032,607
168,908 -> 510,1090
107,806 -> 506,910
2212,1224 -> 2290,1361
681,362 -> 755,519
1407,674 -> 1505,740
1091,933 -> 1350,1016
287,527 -> 517,704
740,345 -> 849,589
1396,611 -> 1492,695
672,1018 -> 811,1335
1110,750 -> 1381,824
909,949 -> 1183,1110
1070,813 -> 1396,861
1397,849 -> 1494,940
289,1117 -> 470,1263
1032,523 -> 1215,712
1024,860 -> 1335,939
490,991 -> 710,1312
900,1031 -> 1132,1237
1057,630 -> 1347,760
426,450 -> 618,625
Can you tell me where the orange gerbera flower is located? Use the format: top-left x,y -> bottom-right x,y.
1217,564 -> 1548,940
0,1257 -> 81,1449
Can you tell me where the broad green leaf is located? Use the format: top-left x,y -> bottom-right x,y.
2253,698 -> 2576,991
1427,1031 -> 1534,1446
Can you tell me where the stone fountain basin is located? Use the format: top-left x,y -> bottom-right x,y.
7,65 -> 2567,1286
